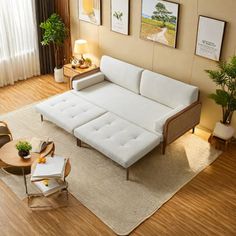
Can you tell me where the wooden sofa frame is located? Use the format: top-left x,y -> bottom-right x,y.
70,68 -> 202,156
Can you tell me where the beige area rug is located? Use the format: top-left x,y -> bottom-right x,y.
0,105 -> 222,235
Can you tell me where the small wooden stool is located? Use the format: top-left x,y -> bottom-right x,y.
208,134 -> 232,151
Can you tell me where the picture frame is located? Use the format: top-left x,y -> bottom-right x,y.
78,0 -> 102,26
140,0 -> 180,48
111,0 -> 130,35
195,15 -> 226,61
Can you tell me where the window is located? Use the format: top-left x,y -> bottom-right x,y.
0,0 -> 40,86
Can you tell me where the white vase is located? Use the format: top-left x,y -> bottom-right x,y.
54,68 -> 64,83
213,122 -> 235,140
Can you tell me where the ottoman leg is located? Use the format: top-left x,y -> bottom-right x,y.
77,138 -> 82,147
40,114 -> 44,122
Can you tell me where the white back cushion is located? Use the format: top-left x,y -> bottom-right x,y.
140,70 -> 199,108
100,55 -> 144,94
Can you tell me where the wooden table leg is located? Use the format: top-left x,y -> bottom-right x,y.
22,167 -> 28,195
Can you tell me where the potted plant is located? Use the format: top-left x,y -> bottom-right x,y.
16,141 -> 32,158
40,13 -> 68,83
206,56 -> 236,140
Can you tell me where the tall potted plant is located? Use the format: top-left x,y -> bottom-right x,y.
206,56 -> 236,140
40,13 -> 68,82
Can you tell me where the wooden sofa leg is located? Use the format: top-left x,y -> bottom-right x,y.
77,138 -> 82,147
192,127 -> 195,134
126,168 -> 129,181
161,142 -> 166,155
40,115 -> 44,122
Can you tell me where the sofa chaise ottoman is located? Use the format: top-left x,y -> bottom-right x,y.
74,112 -> 160,178
35,55 -> 201,179
36,91 -> 106,134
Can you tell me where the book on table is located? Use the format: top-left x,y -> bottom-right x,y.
30,137 -> 50,153
33,179 -> 67,197
31,155 -> 67,181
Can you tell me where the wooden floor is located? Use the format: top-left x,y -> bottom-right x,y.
0,75 -> 235,236
0,75 -> 68,114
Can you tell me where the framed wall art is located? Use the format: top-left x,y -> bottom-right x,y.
140,0 -> 179,48
195,16 -> 226,61
111,0 -> 130,35
78,0 -> 102,25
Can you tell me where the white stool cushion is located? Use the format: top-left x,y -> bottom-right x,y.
74,112 -> 161,168
35,91 -> 106,134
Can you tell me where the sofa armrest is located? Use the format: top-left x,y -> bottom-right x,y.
154,105 -> 184,134
70,67 -> 101,89
0,121 -> 8,127
162,101 -> 202,152
72,72 -> 105,91
0,121 -> 12,139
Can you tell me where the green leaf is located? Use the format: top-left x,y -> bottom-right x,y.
208,89 -> 229,107
40,13 -> 68,68
206,55 -> 236,123
16,141 -> 32,152
40,13 -> 68,46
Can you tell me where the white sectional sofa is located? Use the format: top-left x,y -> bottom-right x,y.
36,55 -> 201,180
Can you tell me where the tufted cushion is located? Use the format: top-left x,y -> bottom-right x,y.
35,91 -> 106,133
74,112 -> 161,168
140,70 -> 199,108
100,55 -> 144,94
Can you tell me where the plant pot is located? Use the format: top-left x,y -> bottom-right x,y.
213,122 -> 235,140
54,68 -> 64,83
18,150 -> 30,158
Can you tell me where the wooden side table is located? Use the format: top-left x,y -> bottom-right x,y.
29,157 -> 71,208
208,134 -> 232,151
63,63 -> 97,88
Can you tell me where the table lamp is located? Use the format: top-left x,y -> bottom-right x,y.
74,39 -> 88,63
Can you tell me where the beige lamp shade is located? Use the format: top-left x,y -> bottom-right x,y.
74,39 -> 88,55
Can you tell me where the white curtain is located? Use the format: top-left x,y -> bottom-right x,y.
0,0 -> 40,87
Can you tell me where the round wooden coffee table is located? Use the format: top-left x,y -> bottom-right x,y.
0,139 -> 55,194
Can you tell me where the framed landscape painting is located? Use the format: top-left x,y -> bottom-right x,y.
78,0 -> 101,25
140,0 -> 179,48
195,16 -> 226,61
111,0 -> 130,35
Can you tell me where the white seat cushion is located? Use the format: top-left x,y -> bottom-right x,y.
71,81 -> 172,136
100,55 -> 144,94
35,91 -> 106,134
140,70 -> 199,108
74,112 -> 161,168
